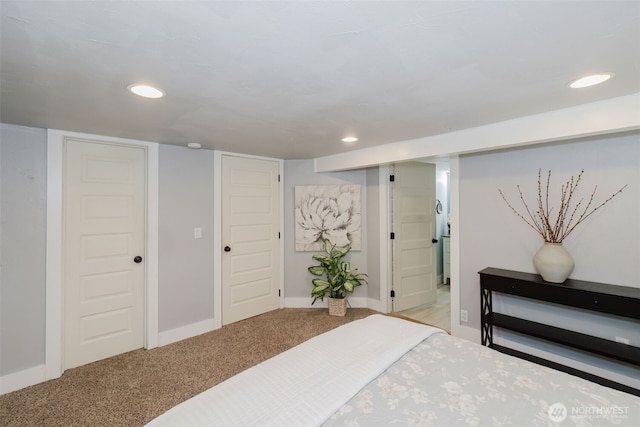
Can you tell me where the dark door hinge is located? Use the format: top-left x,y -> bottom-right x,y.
390,174 -> 395,182
390,290 -> 396,298
278,174 -> 281,182
279,289 -> 281,297
390,232 -> 395,239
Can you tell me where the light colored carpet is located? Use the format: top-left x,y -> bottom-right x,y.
1,308 -> 378,427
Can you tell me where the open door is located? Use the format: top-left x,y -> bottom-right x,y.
391,162 -> 437,312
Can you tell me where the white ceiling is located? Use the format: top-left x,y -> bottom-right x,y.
1,1 -> 639,159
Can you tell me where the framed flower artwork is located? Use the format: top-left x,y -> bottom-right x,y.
294,185 -> 361,251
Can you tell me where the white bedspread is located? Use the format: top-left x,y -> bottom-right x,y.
146,315 -> 443,427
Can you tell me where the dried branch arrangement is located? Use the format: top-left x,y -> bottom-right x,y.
499,169 -> 627,243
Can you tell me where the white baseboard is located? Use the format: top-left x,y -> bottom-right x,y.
284,297 -> 369,308
1,364 -> 46,395
157,318 -> 217,347
1,318 -> 218,395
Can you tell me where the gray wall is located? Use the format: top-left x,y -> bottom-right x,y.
283,159 -> 368,302
0,124 -> 48,375
0,126 -> 219,376
3,121 -> 637,388
459,132 -> 640,328
158,145 -> 215,332
458,132 -> 640,386
0,131 -> 375,376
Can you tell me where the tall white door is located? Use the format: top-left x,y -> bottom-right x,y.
392,162 -> 437,312
64,139 -> 146,369
222,155 -> 280,325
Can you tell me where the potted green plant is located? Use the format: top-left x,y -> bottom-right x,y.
309,238 -> 367,316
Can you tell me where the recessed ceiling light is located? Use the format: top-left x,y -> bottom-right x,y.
127,84 -> 165,98
341,136 -> 358,143
187,142 -> 202,149
569,73 -> 614,89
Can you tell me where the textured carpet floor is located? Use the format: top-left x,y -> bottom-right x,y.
1,308 -> 378,427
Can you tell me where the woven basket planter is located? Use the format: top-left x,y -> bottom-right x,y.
328,297 -> 348,316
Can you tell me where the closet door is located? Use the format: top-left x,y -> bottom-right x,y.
64,138 -> 146,369
221,155 -> 281,325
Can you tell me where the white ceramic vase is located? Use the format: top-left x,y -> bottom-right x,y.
533,242 -> 575,283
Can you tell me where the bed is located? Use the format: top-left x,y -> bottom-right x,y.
146,315 -> 639,426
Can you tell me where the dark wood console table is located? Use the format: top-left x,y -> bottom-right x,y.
479,267 -> 640,396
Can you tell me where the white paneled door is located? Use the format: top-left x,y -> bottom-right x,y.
392,162 -> 437,312
222,155 -> 280,325
64,139 -> 146,369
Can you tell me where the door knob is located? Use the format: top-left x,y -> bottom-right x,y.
432,238 -> 438,244
224,246 -> 231,252
133,256 -> 143,263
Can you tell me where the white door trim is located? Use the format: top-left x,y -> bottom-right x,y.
213,151 -> 284,330
45,129 -> 159,380
446,155 -> 478,341
378,165 -> 392,314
